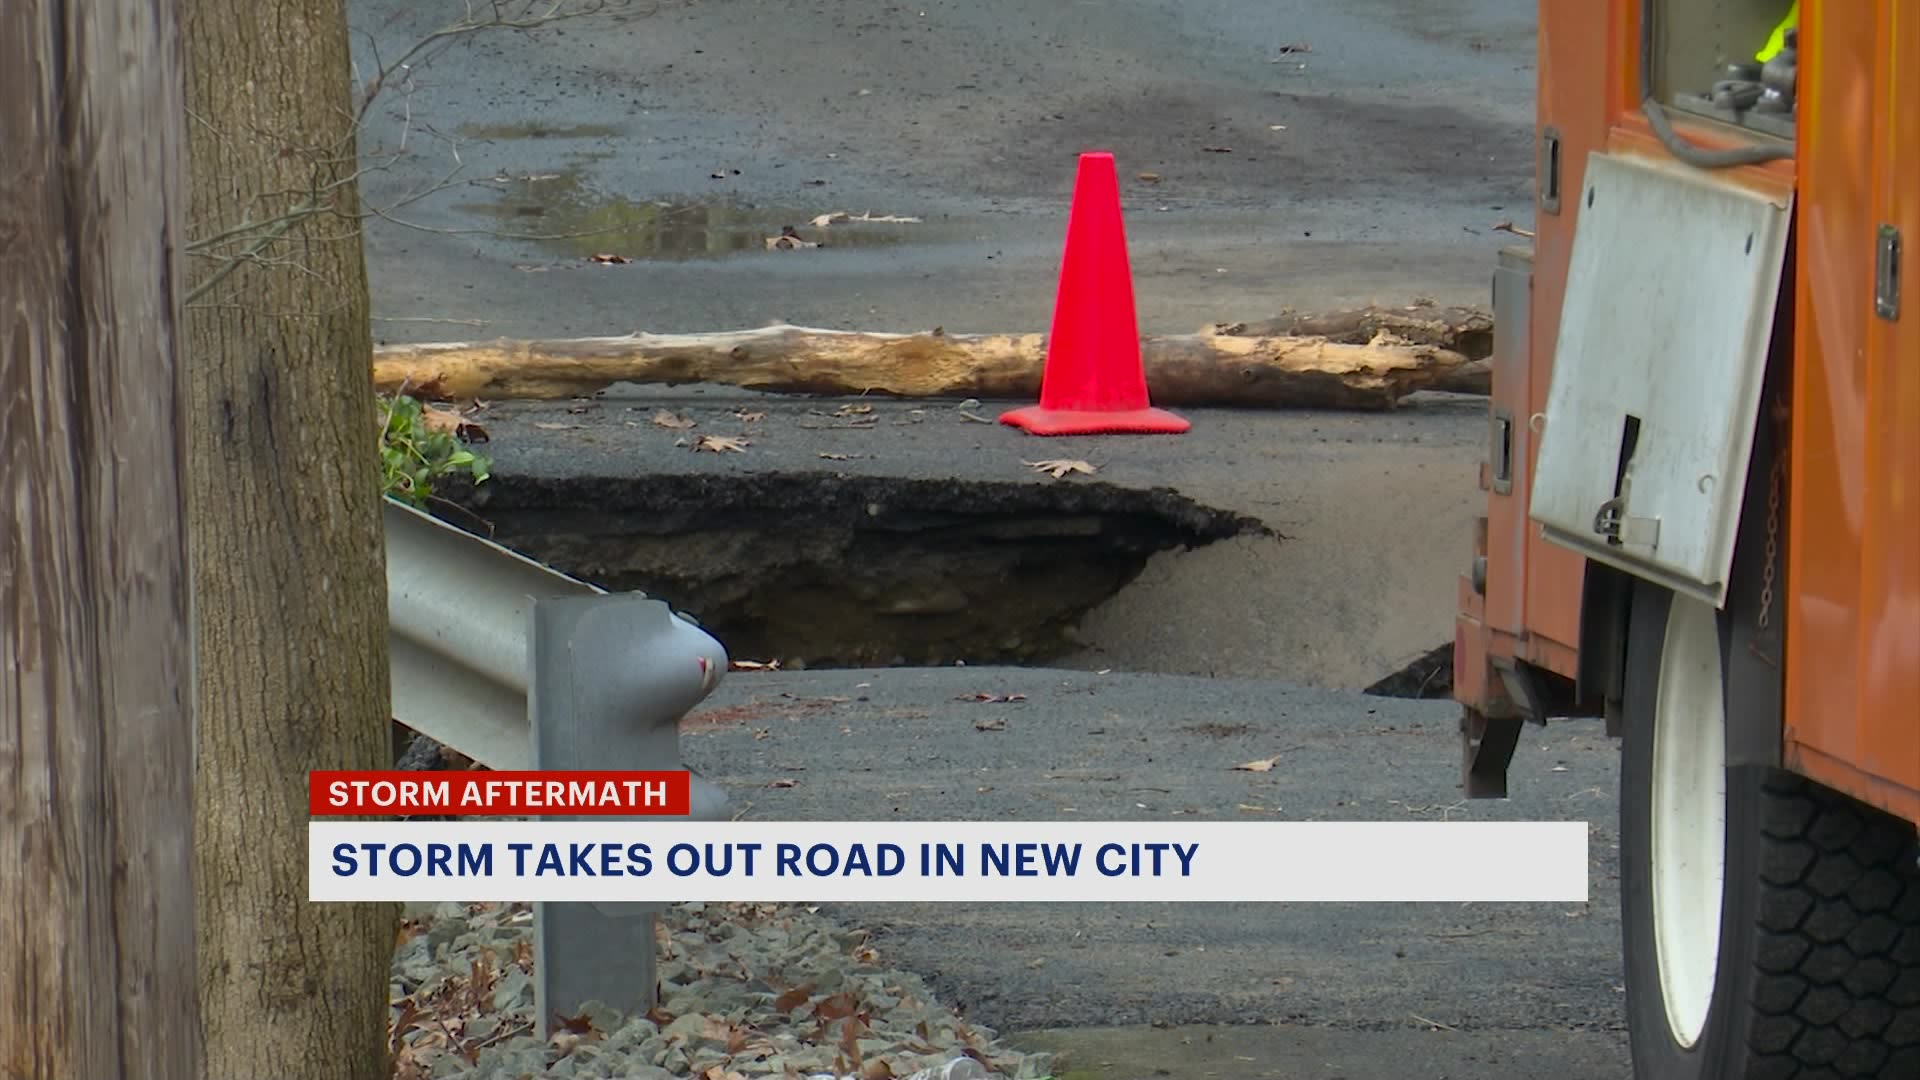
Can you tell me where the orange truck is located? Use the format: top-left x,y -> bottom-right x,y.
1450,1 -> 1917,1075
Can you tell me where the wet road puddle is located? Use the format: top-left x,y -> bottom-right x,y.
456,170 -> 924,261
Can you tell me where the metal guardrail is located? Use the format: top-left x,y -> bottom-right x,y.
382,498 -> 730,1027
385,497 -> 599,771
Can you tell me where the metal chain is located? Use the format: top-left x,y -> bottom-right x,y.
1756,436 -> 1785,631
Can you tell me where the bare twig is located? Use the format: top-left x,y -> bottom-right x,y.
184,204 -> 316,305
186,1 -> 655,304
469,1020 -> 534,1050
362,201 -> 636,244
353,2 -> 633,130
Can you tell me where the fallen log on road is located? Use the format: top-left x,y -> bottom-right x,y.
372,306 -> 1492,410
1211,303 -> 1491,353
1212,303 -> 1491,398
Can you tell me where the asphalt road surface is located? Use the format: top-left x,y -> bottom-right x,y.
683,666 -> 1630,1078
350,0 -> 1537,337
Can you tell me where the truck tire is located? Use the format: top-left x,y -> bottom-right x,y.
1619,582 -> 1920,1078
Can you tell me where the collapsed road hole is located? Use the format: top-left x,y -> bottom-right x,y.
433,470 -> 1269,669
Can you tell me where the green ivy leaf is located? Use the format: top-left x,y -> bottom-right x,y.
375,391 -> 492,506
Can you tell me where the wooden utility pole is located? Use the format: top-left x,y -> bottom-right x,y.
0,1 -> 199,1079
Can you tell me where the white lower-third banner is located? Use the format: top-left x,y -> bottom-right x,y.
308,820 -> 1589,903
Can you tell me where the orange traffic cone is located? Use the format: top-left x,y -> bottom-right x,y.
1000,151 -> 1189,436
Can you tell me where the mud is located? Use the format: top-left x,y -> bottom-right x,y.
438,470 -> 1266,668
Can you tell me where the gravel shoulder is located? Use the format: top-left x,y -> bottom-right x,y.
393,898 -> 1059,1079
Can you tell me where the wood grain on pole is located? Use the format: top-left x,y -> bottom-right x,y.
0,1 -> 198,1078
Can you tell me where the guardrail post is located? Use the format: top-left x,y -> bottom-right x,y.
528,592 -> 730,1037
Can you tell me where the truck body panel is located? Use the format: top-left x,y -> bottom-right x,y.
1455,0 -> 1918,823
1527,149 -> 1790,608
1784,0 -> 1919,822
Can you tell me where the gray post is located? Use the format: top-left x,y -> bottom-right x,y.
529,593 -> 730,1036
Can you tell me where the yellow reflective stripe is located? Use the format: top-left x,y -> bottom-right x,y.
1756,0 -> 1801,62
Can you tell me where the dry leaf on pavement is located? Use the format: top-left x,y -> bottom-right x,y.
1025,459 -> 1096,479
813,990 -> 861,1021
956,692 -> 1026,703
1232,755 -> 1283,772
420,404 -> 488,441
652,409 -> 696,429
695,434 -> 749,453
973,717 -> 1009,732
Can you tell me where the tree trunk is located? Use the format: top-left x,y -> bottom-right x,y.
371,315 -> 1488,410
1,1 -> 199,1077
183,0 -> 395,1076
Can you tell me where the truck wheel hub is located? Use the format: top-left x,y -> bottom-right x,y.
1650,595 -> 1729,1049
